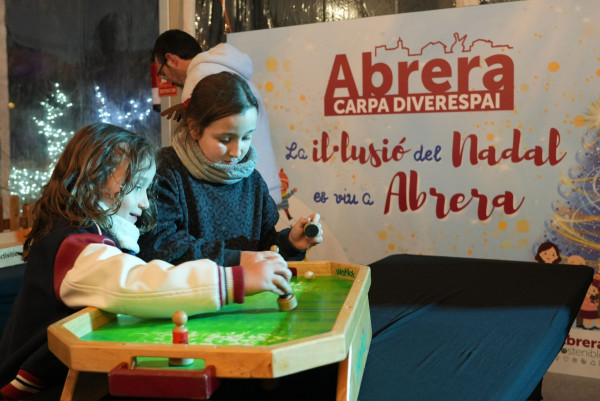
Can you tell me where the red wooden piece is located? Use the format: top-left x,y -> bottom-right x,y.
170,311 -> 194,366
108,362 -> 219,400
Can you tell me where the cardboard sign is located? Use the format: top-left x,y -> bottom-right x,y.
158,81 -> 178,97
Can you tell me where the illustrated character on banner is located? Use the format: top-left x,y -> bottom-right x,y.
566,255 -> 586,266
579,278 -> 600,330
565,254 -> 600,329
277,168 -> 297,221
534,241 -> 562,264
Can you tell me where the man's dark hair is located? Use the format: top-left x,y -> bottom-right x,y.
152,29 -> 202,63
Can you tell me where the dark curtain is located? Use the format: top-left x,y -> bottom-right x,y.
196,0 -> 463,49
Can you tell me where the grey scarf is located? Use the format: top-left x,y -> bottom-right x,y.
172,128 -> 257,184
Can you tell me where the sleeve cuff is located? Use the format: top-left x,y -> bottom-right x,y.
225,266 -> 245,304
277,230 -> 307,261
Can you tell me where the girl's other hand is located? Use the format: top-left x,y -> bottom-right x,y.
289,213 -> 323,251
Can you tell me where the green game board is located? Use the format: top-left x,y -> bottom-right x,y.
81,276 -> 353,346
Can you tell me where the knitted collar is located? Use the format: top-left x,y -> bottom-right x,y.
172,128 -> 257,184
108,213 -> 140,254
98,202 -> 140,254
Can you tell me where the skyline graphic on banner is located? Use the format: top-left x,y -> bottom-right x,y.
373,33 -> 513,57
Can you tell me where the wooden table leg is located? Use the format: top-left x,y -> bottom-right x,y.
336,353 -> 351,401
60,369 -> 108,401
336,299 -> 371,401
59,369 -> 78,401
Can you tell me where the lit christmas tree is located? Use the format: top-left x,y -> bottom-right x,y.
536,101 -> 600,267
9,83 -> 74,204
9,83 -> 153,204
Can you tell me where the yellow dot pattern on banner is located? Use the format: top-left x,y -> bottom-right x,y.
498,221 -> 508,231
265,57 -> 278,72
548,61 -> 560,72
265,81 -> 274,92
582,23 -> 596,38
516,220 -> 530,233
573,115 -> 586,127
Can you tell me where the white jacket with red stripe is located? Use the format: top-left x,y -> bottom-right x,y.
0,219 -> 244,396
57,231 -> 244,318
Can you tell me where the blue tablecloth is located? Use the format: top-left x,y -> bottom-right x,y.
358,254 -> 593,401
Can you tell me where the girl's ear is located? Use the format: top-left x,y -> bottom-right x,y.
188,119 -> 202,140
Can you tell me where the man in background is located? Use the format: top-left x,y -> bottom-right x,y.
152,29 -> 281,203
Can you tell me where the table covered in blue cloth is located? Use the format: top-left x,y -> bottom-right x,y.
358,254 -> 593,401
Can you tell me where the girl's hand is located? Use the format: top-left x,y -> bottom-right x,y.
289,213 -> 323,251
240,250 -> 280,267
243,252 -> 292,296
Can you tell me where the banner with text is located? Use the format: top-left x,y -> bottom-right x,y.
229,0 -> 599,270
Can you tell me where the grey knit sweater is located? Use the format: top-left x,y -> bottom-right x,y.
139,147 -> 304,266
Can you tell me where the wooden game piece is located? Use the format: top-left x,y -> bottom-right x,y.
304,270 -> 315,280
270,245 -> 297,311
169,311 -> 194,366
304,222 -> 322,238
278,293 -> 298,311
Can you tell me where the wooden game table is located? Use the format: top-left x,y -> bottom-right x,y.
48,261 -> 371,401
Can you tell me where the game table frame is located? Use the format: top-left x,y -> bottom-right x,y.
48,261 -> 371,401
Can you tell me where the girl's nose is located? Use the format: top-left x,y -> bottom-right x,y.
139,192 -> 150,209
229,142 -> 242,158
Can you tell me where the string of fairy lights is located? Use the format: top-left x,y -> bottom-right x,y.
95,85 -> 153,129
8,83 -> 153,203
